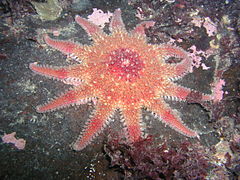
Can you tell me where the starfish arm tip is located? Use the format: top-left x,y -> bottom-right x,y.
181,128 -> 199,138
36,105 -> 47,113
74,15 -> 80,22
29,62 -> 36,70
72,142 -> 85,151
43,34 -> 51,45
43,33 -> 49,39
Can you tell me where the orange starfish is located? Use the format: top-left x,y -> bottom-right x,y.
30,9 -> 212,151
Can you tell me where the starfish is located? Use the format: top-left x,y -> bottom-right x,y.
30,9 -> 212,151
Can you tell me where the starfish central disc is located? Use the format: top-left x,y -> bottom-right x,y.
107,48 -> 144,81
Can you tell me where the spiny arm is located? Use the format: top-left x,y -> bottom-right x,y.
157,45 -> 193,79
72,102 -> 114,151
158,81 -> 213,102
121,106 -> 143,142
109,9 -> 126,32
36,86 -> 96,113
44,34 -> 84,62
148,99 -> 198,137
75,15 -> 103,37
29,63 -> 88,86
131,21 -> 155,36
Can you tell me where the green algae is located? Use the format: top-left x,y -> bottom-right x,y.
31,0 -> 62,21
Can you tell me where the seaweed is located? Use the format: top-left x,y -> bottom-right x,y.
104,134 -> 211,179
30,0 -> 62,21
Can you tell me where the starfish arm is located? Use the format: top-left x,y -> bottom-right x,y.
36,87 -> 95,113
29,63 -> 85,85
121,106 -> 143,142
110,9 -> 126,32
75,15 -> 103,37
149,99 -> 198,137
131,21 -> 155,35
44,35 -> 83,61
158,45 -> 192,78
159,82 -> 213,101
72,103 -> 114,151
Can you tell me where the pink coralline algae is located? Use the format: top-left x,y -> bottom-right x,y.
191,17 -> 217,37
212,79 -> 226,103
1,132 -> 26,150
188,45 -> 211,71
203,17 -> 218,37
87,8 -> 113,28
